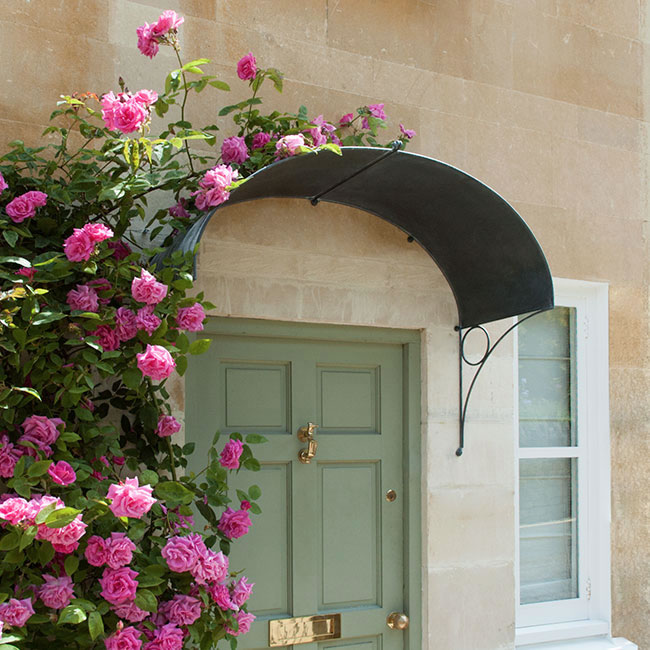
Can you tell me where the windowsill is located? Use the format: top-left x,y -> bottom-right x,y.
516,621 -> 637,649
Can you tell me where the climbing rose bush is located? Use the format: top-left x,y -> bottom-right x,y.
0,9 -> 414,649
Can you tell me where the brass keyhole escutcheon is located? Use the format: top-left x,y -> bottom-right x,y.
385,489 -> 397,502
297,422 -> 318,464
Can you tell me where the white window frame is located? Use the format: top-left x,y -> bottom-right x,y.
514,278 -> 614,646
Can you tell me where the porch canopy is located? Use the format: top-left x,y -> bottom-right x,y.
156,145 -> 553,329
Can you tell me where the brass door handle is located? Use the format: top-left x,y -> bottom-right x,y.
297,422 -> 318,464
386,612 -> 409,630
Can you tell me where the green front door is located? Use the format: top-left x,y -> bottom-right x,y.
187,319 -> 421,650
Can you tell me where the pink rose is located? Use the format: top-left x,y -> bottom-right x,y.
230,576 -> 254,608
38,574 -> 74,609
85,535 -> 108,567
339,113 -> 354,125
132,269 -> 168,305
64,228 -> 95,262
175,302 -> 206,332
5,191 -> 47,223
105,624 -> 143,650
135,305 -> 161,336
144,623 -> 183,650
155,415 -> 181,438
168,199 -> 190,219
67,284 -> 99,312
36,512 -> 87,554
399,123 -> 416,139
0,172 -> 7,194
107,477 -> 156,519
15,267 -> 36,281
99,566 -> 139,605
209,583 -> 234,611
108,240 -> 132,260
113,456 -> 126,466
92,325 -> 121,352
48,460 -> 76,486
219,439 -> 243,470
0,597 -> 34,627
161,534 -> 206,574
136,344 -> 176,381
191,549 -> 229,585
0,435 -> 21,479
115,307 -> 138,342
134,89 -> 158,107
237,52 -> 257,80
240,500 -> 251,511
101,92 -> 150,134
251,132 -> 271,150
275,134 -> 306,159
0,497 -> 30,525
226,610 -> 255,637
112,601 -> 149,623
84,223 -> 114,243
19,415 -> 64,456
218,507 -> 251,539
106,532 -> 136,569
192,164 -> 238,211
152,10 -> 184,36
362,103 -> 387,129
221,136 -> 249,165
166,595 -> 202,626
137,22 -> 158,58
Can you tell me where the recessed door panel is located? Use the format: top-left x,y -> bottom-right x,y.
224,362 -> 291,434
321,636 -> 381,650
228,463 -> 293,617
318,366 -> 380,433
319,462 -> 381,609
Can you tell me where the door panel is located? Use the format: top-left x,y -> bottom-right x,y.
186,327 -> 414,650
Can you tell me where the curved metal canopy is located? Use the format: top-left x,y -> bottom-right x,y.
157,146 -> 553,328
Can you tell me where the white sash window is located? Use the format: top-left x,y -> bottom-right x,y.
515,279 -> 619,647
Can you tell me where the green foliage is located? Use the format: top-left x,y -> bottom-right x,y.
0,11 -> 412,650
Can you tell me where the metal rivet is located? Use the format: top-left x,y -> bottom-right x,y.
385,489 -> 397,502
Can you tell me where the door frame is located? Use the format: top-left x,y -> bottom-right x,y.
199,317 -> 423,650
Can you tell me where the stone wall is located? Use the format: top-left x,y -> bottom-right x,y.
1,1 -> 648,647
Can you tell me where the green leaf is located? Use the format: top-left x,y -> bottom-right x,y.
245,433 -> 268,445
122,367 -> 142,389
3,231 -> 18,248
136,574 -> 164,588
188,339 -> 211,355
88,611 -> 104,640
175,355 -> 188,376
209,80 -> 230,91
27,460 -> 51,477
32,311 -> 66,326
140,469 -> 159,487
155,481 -> 195,507
12,386 -> 41,401
249,502 -> 262,515
0,256 -> 30,266
0,532 -> 20,551
18,525 -> 37,551
134,589 -> 157,613
58,604 -> 87,625
45,507 -> 82,528
38,541 -> 55,565
35,502 -> 58,524
64,554 -> 79,576
248,484 -> 262,500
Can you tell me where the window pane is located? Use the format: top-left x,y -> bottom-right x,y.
519,458 -> 578,604
519,307 -> 576,447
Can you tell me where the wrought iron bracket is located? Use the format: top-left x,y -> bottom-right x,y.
309,140 -> 403,206
455,310 -> 544,457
